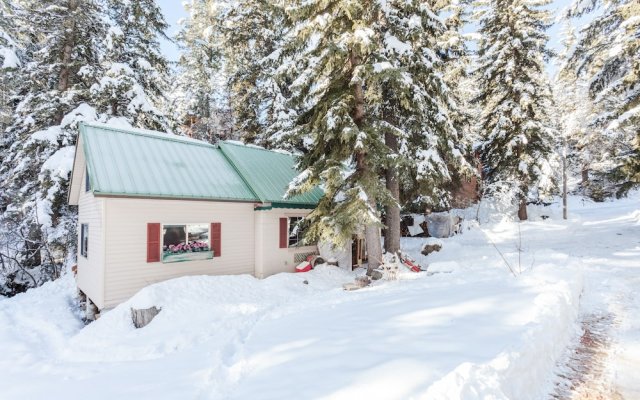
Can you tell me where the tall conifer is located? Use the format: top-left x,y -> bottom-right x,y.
475,0 -> 558,220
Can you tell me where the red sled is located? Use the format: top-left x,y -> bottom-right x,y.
399,254 -> 422,273
295,261 -> 312,273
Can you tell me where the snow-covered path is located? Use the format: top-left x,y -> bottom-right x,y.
546,198 -> 640,399
0,194 -> 637,399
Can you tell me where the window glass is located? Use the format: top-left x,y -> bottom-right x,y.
288,217 -> 306,247
80,224 -> 88,257
85,169 -> 90,192
162,224 -> 212,263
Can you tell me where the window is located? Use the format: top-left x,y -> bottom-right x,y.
80,224 -> 88,257
162,223 -> 212,263
288,217 -> 307,247
85,169 -> 90,192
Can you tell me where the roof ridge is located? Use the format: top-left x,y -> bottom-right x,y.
221,140 -> 294,157
218,142 -> 264,203
80,122 -> 216,149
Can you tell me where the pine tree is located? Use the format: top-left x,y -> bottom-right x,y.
475,0 -> 558,220
564,0 -> 639,196
92,0 -> 171,130
0,0 -> 105,292
0,0 -> 23,131
0,0 -> 20,69
220,0 -> 289,145
282,0 -> 469,269
554,23 -> 597,192
171,0 -> 233,142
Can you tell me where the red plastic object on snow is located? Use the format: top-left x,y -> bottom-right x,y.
295,261 -> 312,273
399,254 -> 422,273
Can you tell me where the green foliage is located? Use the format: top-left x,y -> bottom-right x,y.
92,0 -> 171,130
564,0 -> 639,197
475,0 -> 559,206
280,0 -> 470,244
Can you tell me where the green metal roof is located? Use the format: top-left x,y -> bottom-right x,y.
219,142 -> 323,207
77,123 -> 322,207
79,123 -> 258,202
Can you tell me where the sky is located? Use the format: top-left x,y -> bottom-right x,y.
157,0 -> 188,63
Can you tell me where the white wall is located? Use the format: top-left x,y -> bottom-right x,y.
254,208 -> 317,278
76,166 -> 106,309
102,198 -> 255,308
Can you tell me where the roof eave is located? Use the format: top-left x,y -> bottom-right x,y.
92,191 -> 259,203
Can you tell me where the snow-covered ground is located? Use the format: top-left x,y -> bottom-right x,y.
0,194 -> 638,399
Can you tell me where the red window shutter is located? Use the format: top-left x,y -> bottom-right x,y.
147,223 -> 161,263
279,218 -> 288,248
211,223 -> 221,257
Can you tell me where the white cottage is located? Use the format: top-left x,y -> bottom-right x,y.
68,123 -> 323,311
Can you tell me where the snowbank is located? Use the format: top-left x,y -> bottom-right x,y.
423,265 -> 583,399
2,195 -> 613,399
66,266 -> 354,362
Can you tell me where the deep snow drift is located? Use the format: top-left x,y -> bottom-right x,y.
0,193 -> 638,400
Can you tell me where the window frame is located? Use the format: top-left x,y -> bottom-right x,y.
161,223 -> 212,263
287,216 -> 307,248
80,223 -> 88,258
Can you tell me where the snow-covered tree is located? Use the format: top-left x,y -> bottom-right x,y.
564,0 -> 639,196
377,1 -> 471,252
170,0 -> 233,142
0,0 -> 20,70
0,0 -> 24,131
281,0 -> 469,269
0,0 -> 106,293
554,23 -> 596,191
474,0 -> 558,220
92,0 -> 171,130
220,0 -> 289,145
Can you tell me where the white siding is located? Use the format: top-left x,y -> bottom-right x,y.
103,198 -> 255,308
76,165 -> 106,309
254,208 -> 317,278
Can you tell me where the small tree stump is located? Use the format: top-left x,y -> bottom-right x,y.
355,276 -> 371,287
131,306 -> 161,328
343,276 -> 372,291
421,243 -> 442,256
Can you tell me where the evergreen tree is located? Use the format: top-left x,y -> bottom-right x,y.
564,0 -> 639,196
377,1 -> 471,252
282,0 -> 468,269
475,0 -> 558,220
554,23 -> 597,192
221,0 -> 289,146
0,0 -> 20,69
171,0 -> 233,142
0,0 -> 24,131
0,0 -> 105,292
92,0 -> 171,130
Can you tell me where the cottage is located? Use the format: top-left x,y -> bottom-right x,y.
68,122 -> 324,312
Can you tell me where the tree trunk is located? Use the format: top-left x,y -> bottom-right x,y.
364,198 -> 383,273
516,144 -> 528,221
563,154 -> 568,220
581,166 -> 589,186
55,0 -> 78,124
349,49 -> 382,274
384,131 -> 401,254
517,196 -> 528,221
